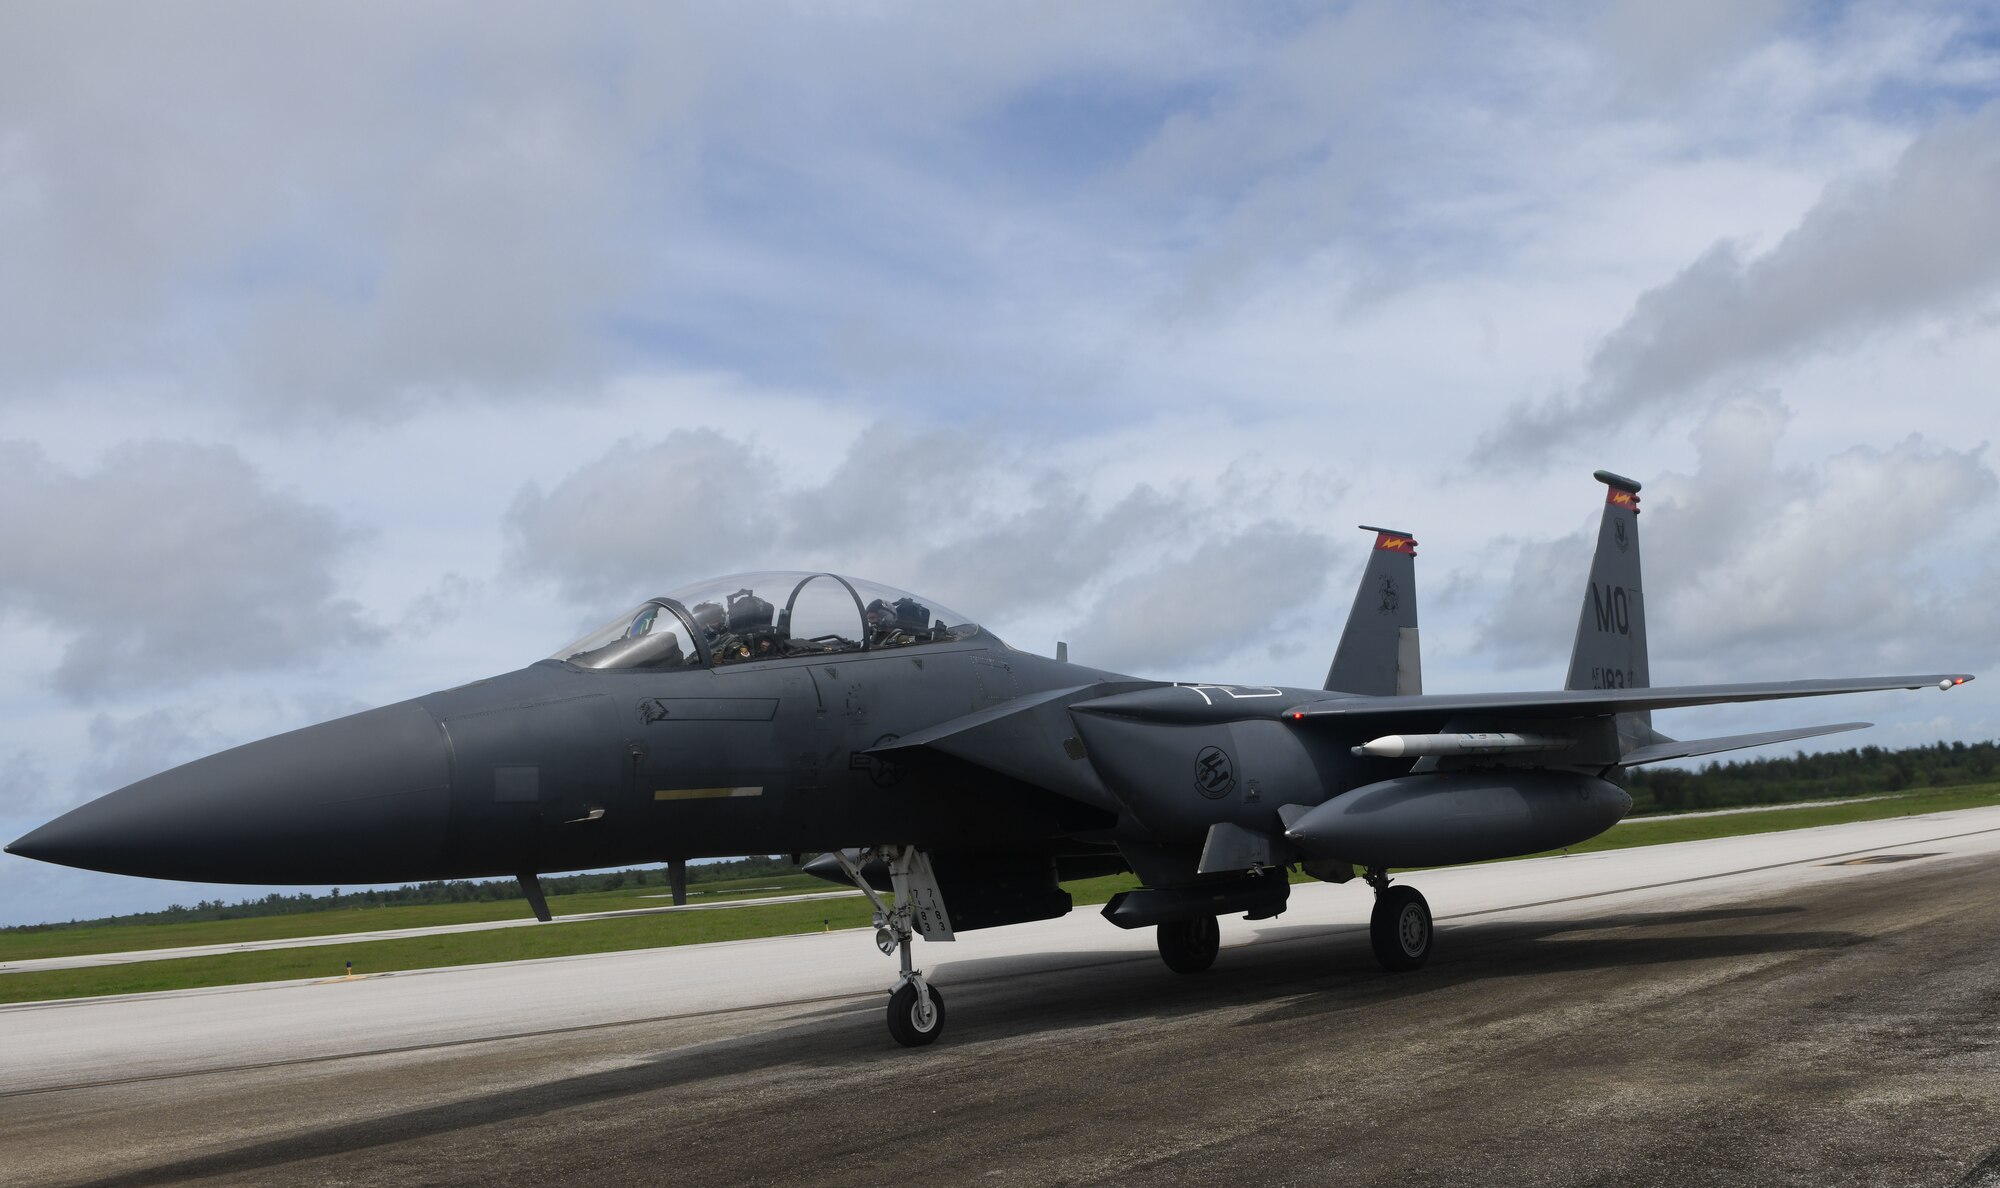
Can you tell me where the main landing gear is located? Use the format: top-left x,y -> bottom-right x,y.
833,846 -> 952,1048
1365,867 -> 1432,972
1156,914 -> 1220,974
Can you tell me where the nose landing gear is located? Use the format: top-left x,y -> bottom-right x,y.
887,978 -> 946,1046
833,845 -> 954,1047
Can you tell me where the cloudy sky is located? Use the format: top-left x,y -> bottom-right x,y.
3,2 -> 1996,926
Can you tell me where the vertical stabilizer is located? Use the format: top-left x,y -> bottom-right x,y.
1324,526 -> 1422,695
1566,472 -> 1650,712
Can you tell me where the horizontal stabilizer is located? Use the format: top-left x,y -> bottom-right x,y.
1618,721 -> 1870,767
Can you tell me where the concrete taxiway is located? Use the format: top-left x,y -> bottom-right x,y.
5,806 -> 2000,1186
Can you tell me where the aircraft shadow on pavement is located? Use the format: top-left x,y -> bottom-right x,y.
930,904 -> 1856,1036
57,1002 -> 902,1188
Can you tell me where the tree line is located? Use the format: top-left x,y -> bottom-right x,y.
1620,739 -> 1997,815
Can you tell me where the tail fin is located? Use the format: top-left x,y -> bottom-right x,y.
1566,471 -> 1649,693
1324,526 -> 1422,695
1566,471 -> 1653,750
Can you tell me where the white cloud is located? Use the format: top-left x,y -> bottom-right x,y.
0,440 -> 380,698
1476,394 -> 2000,680
1646,398 -> 2000,676
1487,100 -> 2000,459
505,429 -> 784,607
77,707 -> 230,798
504,422 -> 1344,675
0,750 -> 54,818
1066,524 -> 1339,675
1589,0 -> 1796,103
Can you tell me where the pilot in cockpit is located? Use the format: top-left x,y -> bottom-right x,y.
690,600 -> 725,640
864,599 -> 895,646
690,599 -> 749,663
866,598 -> 924,649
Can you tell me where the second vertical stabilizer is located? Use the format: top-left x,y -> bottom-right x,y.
1566,472 -> 1648,693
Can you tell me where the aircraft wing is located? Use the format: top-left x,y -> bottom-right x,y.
1069,674 -> 1973,729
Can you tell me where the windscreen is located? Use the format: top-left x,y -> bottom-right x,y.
550,601 -> 703,670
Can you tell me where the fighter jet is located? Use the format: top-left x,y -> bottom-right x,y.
7,472 -> 1973,1046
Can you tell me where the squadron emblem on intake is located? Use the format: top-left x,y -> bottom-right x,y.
1194,746 -> 1236,799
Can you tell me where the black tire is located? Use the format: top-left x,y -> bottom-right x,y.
1370,885 -> 1432,972
1156,914 -> 1221,974
887,980 -> 945,1047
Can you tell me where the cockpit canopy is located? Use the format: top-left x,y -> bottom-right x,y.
551,572 -> 986,671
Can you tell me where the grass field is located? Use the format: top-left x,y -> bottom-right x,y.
2,782 -> 1994,1006
0,873 -> 827,962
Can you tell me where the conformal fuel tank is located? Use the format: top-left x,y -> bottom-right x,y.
1282,770 -> 1632,868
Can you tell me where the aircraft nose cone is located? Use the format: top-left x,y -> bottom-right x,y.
6,702 -> 453,884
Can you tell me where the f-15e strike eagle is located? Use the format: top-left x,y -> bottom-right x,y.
9,471 -> 1973,1046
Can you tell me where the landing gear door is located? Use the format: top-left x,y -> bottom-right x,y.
892,848 -> 955,942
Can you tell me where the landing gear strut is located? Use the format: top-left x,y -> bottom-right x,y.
1365,867 -> 1432,972
834,846 -> 951,1047
1156,914 -> 1220,974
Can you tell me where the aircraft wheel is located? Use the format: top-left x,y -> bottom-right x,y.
1156,914 -> 1221,974
1370,885 -> 1432,972
887,980 -> 946,1047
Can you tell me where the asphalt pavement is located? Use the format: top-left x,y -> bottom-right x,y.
4,807 -> 1999,1187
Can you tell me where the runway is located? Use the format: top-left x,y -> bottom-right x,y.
5,807 -> 2000,1186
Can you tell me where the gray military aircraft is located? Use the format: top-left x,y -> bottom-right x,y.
7,472 -> 1974,1046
